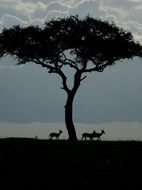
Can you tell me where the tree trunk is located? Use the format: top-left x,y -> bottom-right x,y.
65,93 -> 77,142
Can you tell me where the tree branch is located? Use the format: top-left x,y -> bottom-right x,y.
59,52 -> 79,71
80,75 -> 87,81
83,61 -> 114,73
34,58 -> 70,93
34,59 -> 56,72
57,69 -> 70,93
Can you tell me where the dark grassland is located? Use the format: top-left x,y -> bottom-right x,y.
0,138 -> 142,189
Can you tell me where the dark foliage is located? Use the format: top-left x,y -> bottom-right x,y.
0,16 -> 142,70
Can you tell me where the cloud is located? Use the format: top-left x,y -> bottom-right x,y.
0,0 -> 47,14
0,64 -> 24,69
45,10 -> 69,21
69,0 -> 106,18
0,0 -> 142,44
0,0 -> 48,28
0,58 -> 142,125
15,1 -> 47,16
100,0 -> 129,19
95,0 -> 142,43
0,14 -> 28,29
128,0 -> 141,3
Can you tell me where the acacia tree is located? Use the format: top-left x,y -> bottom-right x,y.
0,16 -> 142,142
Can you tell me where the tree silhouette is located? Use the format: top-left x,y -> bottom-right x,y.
0,15 -> 142,142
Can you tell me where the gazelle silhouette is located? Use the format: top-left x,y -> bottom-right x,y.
91,130 -> 105,140
81,131 -> 95,140
81,130 -> 105,140
49,130 -> 63,140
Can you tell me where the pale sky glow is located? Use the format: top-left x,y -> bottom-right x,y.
0,0 -> 142,140
14,2 -> 46,14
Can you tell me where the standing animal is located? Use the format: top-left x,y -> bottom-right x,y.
90,130 -> 105,140
81,130 -> 105,140
81,131 -> 96,140
49,130 -> 63,140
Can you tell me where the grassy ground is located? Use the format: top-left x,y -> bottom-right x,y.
0,138 -> 142,189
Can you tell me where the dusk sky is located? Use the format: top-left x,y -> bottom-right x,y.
0,0 -> 142,140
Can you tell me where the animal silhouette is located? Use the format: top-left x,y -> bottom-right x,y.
49,130 -> 63,140
90,130 -> 105,140
81,131 -> 95,140
81,130 -> 105,140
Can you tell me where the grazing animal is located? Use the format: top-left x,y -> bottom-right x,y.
91,130 -> 105,140
49,130 -> 63,140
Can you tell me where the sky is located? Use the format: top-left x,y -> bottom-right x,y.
0,0 -> 142,140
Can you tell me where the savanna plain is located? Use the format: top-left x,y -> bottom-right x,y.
0,138 -> 141,190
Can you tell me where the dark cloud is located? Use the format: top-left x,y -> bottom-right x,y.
0,58 -> 142,124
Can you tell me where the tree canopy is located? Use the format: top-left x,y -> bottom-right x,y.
0,16 -> 141,73
0,15 -> 142,141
